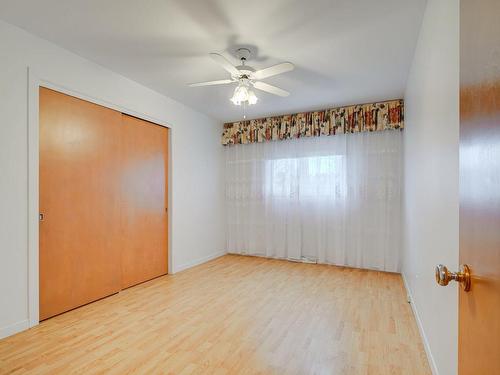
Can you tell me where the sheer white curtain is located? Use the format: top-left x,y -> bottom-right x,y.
225,130 -> 402,272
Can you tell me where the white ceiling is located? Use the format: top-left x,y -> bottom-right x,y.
0,0 -> 426,122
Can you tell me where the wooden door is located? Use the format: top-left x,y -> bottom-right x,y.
39,88 -> 123,320
120,114 -> 168,289
459,0 -> 500,373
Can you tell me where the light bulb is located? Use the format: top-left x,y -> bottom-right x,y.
247,90 -> 258,105
230,84 -> 251,106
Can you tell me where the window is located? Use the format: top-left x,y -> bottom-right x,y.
265,155 -> 346,200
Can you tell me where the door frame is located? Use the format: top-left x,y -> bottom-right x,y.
27,68 -> 172,328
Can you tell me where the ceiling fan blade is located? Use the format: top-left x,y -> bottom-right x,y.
209,53 -> 240,76
188,79 -> 234,87
253,81 -> 290,97
254,62 -> 294,80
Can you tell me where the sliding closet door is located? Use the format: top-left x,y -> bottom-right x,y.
39,88 -> 123,320
120,114 -> 168,289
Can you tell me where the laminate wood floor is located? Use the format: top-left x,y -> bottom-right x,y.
0,255 -> 430,374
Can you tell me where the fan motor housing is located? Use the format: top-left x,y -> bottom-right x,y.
236,65 -> 255,73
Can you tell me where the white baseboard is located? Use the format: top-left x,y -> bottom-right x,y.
228,252 -> 399,273
402,273 -> 439,375
172,251 -> 226,274
0,319 -> 30,340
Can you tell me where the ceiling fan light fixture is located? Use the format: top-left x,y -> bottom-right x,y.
230,84 -> 258,106
230,85 -> 247,105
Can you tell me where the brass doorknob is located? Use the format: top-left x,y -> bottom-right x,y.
435,264 -> 471,292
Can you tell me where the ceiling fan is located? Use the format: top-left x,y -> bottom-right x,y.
188,48 -> 294,106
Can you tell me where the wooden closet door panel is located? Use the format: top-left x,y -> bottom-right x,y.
120,115 -> 168,289
39,88 -> 123,320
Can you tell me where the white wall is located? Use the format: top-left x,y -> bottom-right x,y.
0,20 -> 225,338
402,0 -> 459,374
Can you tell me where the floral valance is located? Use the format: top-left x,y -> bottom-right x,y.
222,99 -> 404,146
